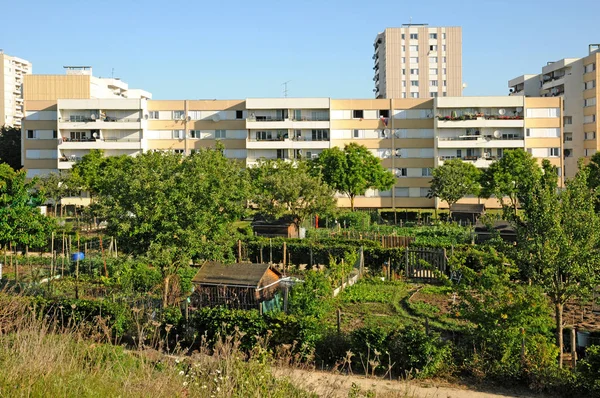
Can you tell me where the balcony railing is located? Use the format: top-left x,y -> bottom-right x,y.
59,156 -> 82,162
247,116 -> 329,122
61,137 -> 140,143
439,155 -> 500,161
438,135 -> 523,141
438,114 -> 523,121
61,137 -> 95,142
247,116 -> 285,122
61,117 -> 140,123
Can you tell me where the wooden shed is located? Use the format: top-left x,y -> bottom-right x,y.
251,215 -> 298,238
475,220 -> 517,243
450,203 -> 485,224
191,262 -> 283,311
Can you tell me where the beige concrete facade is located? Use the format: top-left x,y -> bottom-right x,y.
374,25 -> 462,99
22,91 -> 561,209
509,45 -> 600,179
1,52 -> 32,128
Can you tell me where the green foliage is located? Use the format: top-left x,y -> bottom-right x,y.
336,211 -> 372,229
0,126 -> 21,170
310,143 -> 394,210
250,159 -> 336,227
480,149 -> 542,213
577,345 -> 600,396
288,271 -> 334,318
0,163 -> 56,248
428,158 -> 481,208
341,278 -> 406,304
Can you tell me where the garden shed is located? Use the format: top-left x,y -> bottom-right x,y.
251,215 -> 298,238
475,220 -> 517,243
191,262 -> 283,312
450,203 -> 485,224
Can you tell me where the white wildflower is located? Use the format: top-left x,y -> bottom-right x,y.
178,370 -> 185,376
183,381 -> 188,387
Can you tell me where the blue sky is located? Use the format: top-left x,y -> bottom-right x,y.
3,0 -> 599,99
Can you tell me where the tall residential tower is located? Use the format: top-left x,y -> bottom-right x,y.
0,51 -> 32,128
373,25 -> 462,99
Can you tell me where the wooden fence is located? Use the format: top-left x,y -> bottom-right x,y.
403,247 -> 449,283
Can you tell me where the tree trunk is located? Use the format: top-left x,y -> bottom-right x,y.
555,302 -> 564,368
350,195 -> 355,211
163,275 -> 170,308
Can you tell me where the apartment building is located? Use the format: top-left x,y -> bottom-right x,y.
509,44 -> 600,178
373,25 -> 462,99
23,88 -> 561,209
1,51 -> 32,128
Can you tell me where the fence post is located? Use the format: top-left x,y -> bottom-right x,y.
269,238 -> 273,264
50,232 -> 55,280
283,242 -> 287,268
571,328 -> 577,368
337,308 -> 341,334
405,248 -> 409,278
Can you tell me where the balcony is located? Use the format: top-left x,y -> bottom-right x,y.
246,136 -> 330,150
59,117 -> 142,130
59,137 -> 142,150
541,74 -> 566,90
436,115 -> 524,129
246,115 -> 329,129
437,136 -> 524,149
438,156 -> 495,168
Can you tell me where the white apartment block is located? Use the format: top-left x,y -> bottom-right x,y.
374,25 -> 462,99
509,44 -> 600,178
0,51 -> 32,128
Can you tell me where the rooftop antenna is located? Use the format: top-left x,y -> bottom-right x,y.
111,68 -> 114,78
409,16 -> 412,25
282,80 -> 291,97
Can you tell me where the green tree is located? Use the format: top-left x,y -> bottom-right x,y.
39,170 -> 77,217
250,159 -> 335,229
514,162 -> 600,367
427,158 -> 480,212
584,151 -> 600,210
92,149 -> 250,307
310,143 -> 394,211
0,126 -> 21,170
0,163 -> 55,250
480,149 -> 542,215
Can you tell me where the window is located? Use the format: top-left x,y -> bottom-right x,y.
442,68 -> 447,75
395,187 -> 409,197
402,45 -> 405,51
402,81 -> 407,87
585,63 -> 596,73
420,188 -> 430,197
410,57 -> 419,63
430,80 -> 438,86
526,108 -> 560,118
352,110 -> 364,119
172,130 -> 184,139
422,167 -> 432,177
584,115 -> 596,124
410,68 -> 419,75
442,56 -> 447,63
549,148 -> 560,157
586,149 -> 597,157
256,131 -> 273,140
311,129 -> 329,141
215,130 -> 226,139
53,130 -> 57,139
410,80 -> 419,87
564,132 -> 573,142
235,110 -> 243,119
411,92 -> 419,98
442,33 -> 446,39
402,92 -> 407,98
410,33 -> 418,39
585,80 -> 596,90
172,110 -> 185,120
396,168 -> 408,177
429,57 -> 438,63
429,45 -> 437,51
379,109 -> 389,118
353,129 -> 362,138
410,45 -> 418,51
190,130 -> 201,138
585,131 -> 596,140
443,80 -> 447,86
430,92 -> 438,98
173,149 -> 184,154
402,69 -> 406,75
148,111 -> 159,119
401,57 -> 406,63
27,130 -> 35,139
585,98 -> 597,107
429,33 -> 437,39
276,149 -> 287,159
442,45 -> 446,51
429,68 -> 438,75
401,34 -> 405,39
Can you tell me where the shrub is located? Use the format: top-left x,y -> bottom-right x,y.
337,211 -> 372,230
577,345 -> 600,396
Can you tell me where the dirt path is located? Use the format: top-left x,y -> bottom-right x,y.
276,368 -> 551,398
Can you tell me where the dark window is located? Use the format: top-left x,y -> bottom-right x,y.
379,110 -> 389,118
236,110 -> 243,119
353,110 -> 364,118
27,130 -> 34,139
53,130 -> 57,139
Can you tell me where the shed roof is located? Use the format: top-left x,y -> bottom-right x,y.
450,204 -> 485,214
191,262 -> 281,288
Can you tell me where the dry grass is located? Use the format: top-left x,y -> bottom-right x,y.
0,292 -> 315,398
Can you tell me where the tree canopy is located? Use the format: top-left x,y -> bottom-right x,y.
0,126 -> 21,170
427,158 -> 480,210
85,149 -> 250,306
0,163 -> 55,249
250,159 -> 335,228
513,161 -> 600,367
310,143 -> 394,210
480,149 -> 542,213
